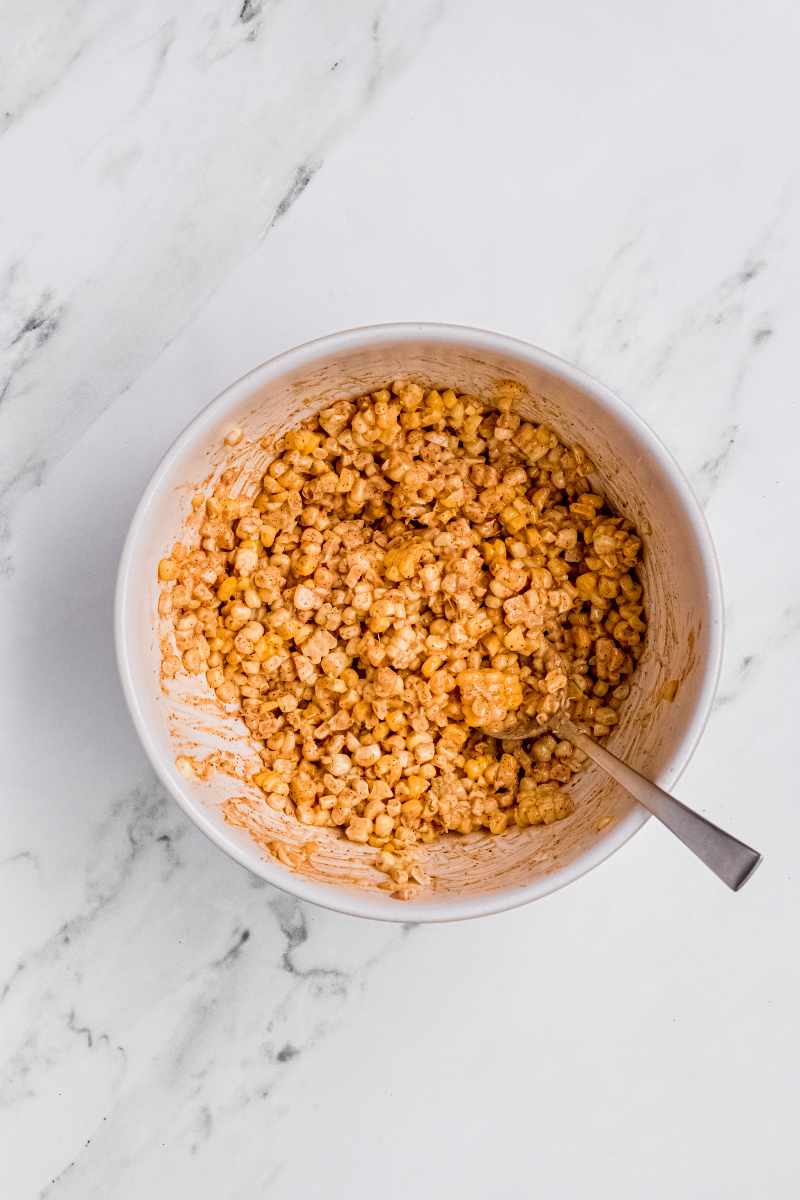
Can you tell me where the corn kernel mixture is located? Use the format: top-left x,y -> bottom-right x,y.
158,382 -> 646,894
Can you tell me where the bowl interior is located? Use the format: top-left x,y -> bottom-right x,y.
117,327 -> 721,920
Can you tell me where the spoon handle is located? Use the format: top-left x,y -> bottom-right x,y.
559,719 -> 762,891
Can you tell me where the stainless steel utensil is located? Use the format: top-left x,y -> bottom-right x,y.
490,714 -> 762,891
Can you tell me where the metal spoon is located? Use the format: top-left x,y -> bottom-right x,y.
488,713 -> 762,891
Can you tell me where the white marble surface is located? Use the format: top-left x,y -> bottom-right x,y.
1,1 -> 798,1195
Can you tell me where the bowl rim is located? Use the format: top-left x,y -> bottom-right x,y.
115,322 -> 724,923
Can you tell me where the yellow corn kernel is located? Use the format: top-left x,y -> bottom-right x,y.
234,540 -> 259,575
293,552 -> 319,577
503,626 -> 528,653
253,770 -> 287,792
440,723 -> 468,748
421,653 -> 446,678
488,812 -> 509,835
575,572 -> 597,598
374,813 -> 395,838
384,540 -> 428,581
405,774 -> 429,799
254,633 -> 284,661
464,755 -> 491,781
500,505 -> 528,533
158,557 -> 179,581
285,428 -> 321,453
490,539 -> 508,563
217,576 -> 239,601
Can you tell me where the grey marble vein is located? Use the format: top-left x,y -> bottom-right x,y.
697,423 -> 739,496
264,161 -> 323,236
0,0 -> 444,579
238,0 -> 264,27
1,292 -> 65,408
0,778 -> 183,1009
714,603 -> 800,711
0,849 -> 40,874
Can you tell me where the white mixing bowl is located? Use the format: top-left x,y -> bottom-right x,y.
115,324 -> 723,921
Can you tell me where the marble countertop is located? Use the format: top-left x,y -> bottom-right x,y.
2,2 -> 798,1196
